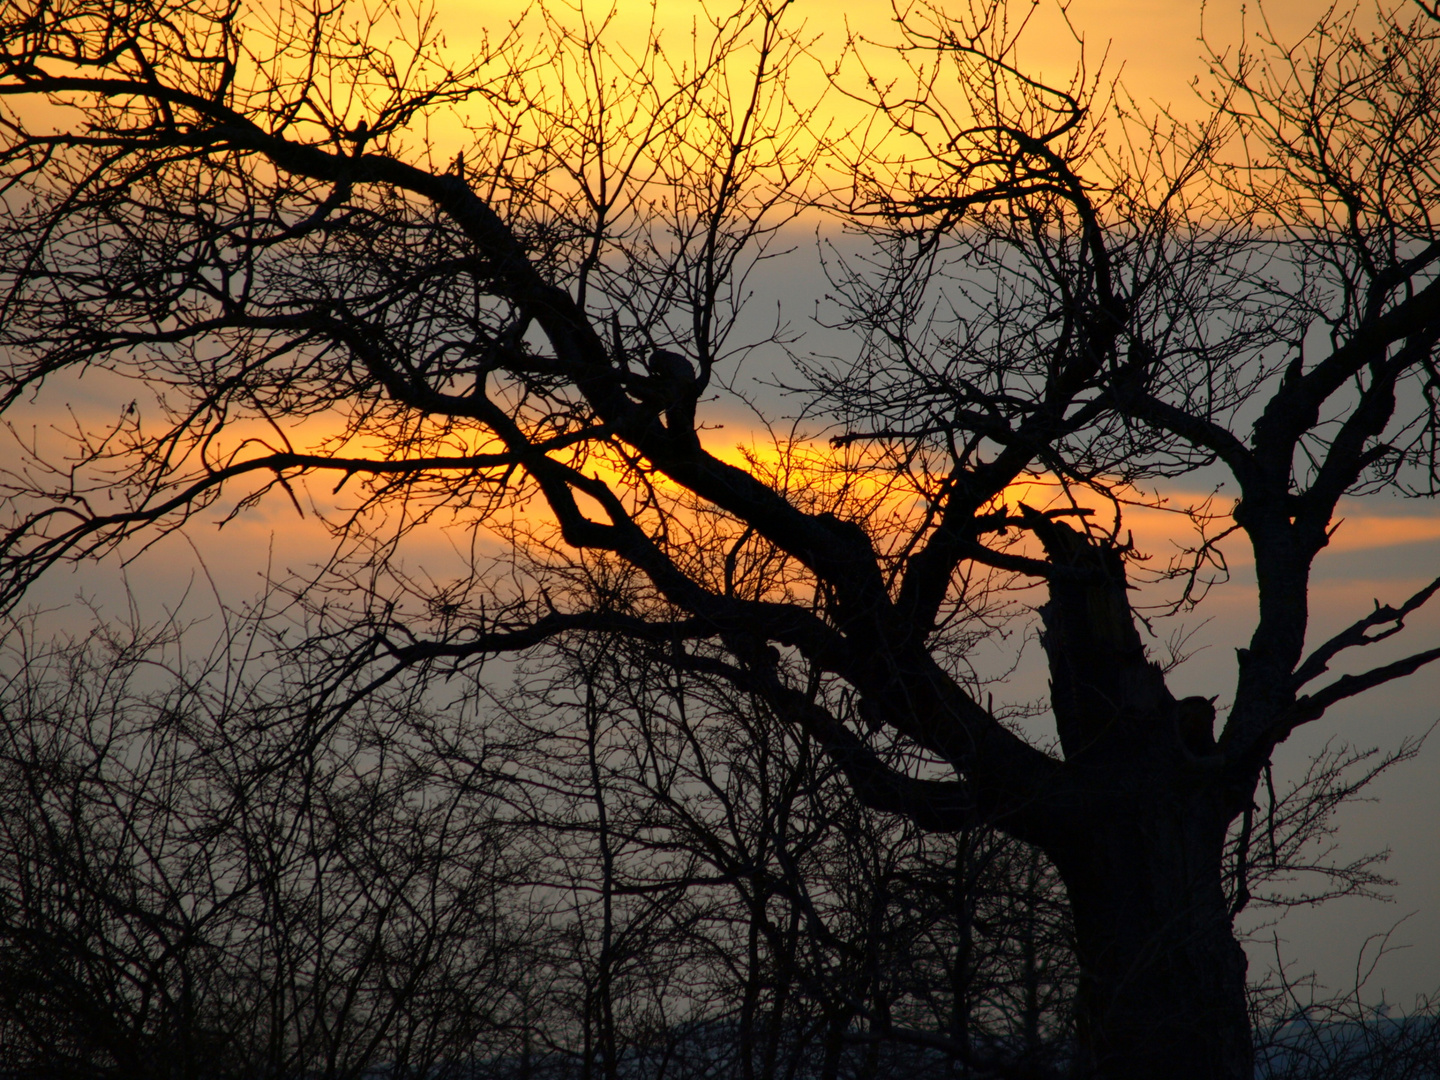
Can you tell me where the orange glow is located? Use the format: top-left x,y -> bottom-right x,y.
430,0 -> 1352,128
7,0 -> 1430,597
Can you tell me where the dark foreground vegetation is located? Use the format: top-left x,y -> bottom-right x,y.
0,616 -> 1435,1080
5,0 -> 1440,1074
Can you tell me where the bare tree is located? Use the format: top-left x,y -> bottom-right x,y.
0,610 -> 539,1080
4,0 -> 1440,1075
0,600 -> 1419,1080
1250,930 -> 1440,1080
500,614 -> 1080,1079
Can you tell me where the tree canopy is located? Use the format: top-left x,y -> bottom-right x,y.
4,0 -> 1440,1076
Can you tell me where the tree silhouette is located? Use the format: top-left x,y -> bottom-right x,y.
4,0 -> 1440,1075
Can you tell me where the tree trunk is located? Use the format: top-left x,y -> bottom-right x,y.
1056,803 -> 1252,1080
1028,518 -> 1254,1077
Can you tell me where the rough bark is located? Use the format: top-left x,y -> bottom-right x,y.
1032,518 -> 1252,1078
1056,806 -> 1252,1079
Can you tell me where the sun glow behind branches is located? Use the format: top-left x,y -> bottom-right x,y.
1,0 -> 1429,632
425,0 -> 1349,138
3,0 -> 1422,608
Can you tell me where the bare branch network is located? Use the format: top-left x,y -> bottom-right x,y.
3,0 -> 1440,1076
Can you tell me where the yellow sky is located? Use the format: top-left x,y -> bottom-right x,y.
430,0 -> 1343,121
14,0 -> 1347,193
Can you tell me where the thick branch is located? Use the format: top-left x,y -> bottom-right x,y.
1293,576 -> 1440,690
1266,644 -> 1440,753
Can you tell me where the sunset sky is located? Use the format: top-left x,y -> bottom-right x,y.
431,0 -> 1352,118
15,0 -> 1440,1006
